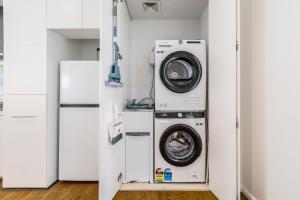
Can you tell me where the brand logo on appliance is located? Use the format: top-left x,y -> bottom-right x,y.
161,113 -> 168,117
159,103 -> 167,108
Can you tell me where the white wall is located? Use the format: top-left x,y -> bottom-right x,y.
129,19 -> 205,100
199,5 -> 209,44
241,0 -> 300,199
48,31 -> 99,61
118,1 -> 132,106
79,39 -> 100,60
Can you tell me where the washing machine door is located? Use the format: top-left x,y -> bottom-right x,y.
160,124 -> 202,167
160,51 -> 202,93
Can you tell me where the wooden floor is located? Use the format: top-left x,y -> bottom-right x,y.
114,191 -> 218,200
0,181 -> 98,200
115,191 -> 249,200
0,180 -> 248,200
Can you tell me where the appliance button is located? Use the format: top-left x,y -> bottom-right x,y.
186,113 -> 194,118
196,123 -> 204,126
178,113 -> 183,118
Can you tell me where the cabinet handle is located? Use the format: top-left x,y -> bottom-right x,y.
126,132 -> 150,137
11,116 -> 37,119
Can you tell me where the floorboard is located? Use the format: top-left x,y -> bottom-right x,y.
0,180 -> 248,200
114,191 -> 218,200
0,180 -> 98,200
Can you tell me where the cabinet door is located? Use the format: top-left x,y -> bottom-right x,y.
4,45 -> 47,94
3,95 -> 47,188
4,0 -> 47,45
99,0 -> 123,198
47,0 -> 82,29
208,0 -> 239,199
125,133 -> 150,183
83,0 -> 100,29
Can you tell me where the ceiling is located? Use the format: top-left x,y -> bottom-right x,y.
125,0 -> 209,20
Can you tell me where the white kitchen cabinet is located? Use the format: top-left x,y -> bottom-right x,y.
4,0 -> 46,45
125,133 -> 150,183
47,0 -> 82,29
83,0 -> 100,29
4,0 -> 47,95
3,95 -> 57,188
47,0 -> 99,29
124,111 -> 153,183
3,0 -> 59,188
4,45 -> 47,95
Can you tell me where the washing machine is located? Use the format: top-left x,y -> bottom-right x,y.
155,40 -> 206,111
154,111 -> 206,183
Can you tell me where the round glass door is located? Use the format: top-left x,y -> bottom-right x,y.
159,124 -> 202,167
160,51 -> 202,93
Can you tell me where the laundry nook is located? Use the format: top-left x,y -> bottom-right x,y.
1,0 -> 299,200
99,0 -> 238,199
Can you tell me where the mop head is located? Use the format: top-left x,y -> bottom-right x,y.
105,63 -> 123,87
105,81 -> 123,87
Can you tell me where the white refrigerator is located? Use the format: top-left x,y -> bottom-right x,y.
59,61 -> 99,181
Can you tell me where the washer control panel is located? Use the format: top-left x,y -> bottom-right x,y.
155,112 -> 205,119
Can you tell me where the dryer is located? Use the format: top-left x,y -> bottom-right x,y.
155,40 -> 206,111
154,111 -> 206,183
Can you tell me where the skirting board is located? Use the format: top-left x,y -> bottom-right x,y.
120,183 -> 209,191
241,187 -> 257,200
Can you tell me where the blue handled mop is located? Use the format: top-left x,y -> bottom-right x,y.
105,0 -> 123,87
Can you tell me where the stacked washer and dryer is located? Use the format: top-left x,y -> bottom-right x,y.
154,40 -> 207,183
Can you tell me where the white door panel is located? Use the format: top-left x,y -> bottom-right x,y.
125,134 -> 150,183
209,0 -> 238,199
3,95 -> 47,188
83,0 -> 100,29
99,0 -> 124,198
59,107 -> 99,181
47,0 -> 82,29
60,61 -> 99,104
4,45 -> 47,94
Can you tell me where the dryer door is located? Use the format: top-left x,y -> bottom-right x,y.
160,51 -> 202,93
159,124 -> 202,167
